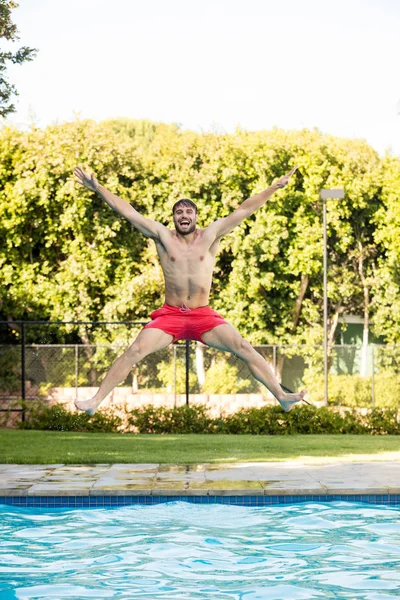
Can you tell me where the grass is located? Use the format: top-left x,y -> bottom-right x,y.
1,430 -> 400,464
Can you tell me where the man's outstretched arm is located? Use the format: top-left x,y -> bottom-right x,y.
73,167 -> 164,240
207,166 -> 298,240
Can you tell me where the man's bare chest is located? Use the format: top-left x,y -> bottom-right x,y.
162,245 -> 209,271
156,234 -> 217,271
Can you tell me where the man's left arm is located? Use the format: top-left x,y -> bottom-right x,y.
206,166 -> 298,240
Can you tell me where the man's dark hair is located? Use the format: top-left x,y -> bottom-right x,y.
172,199 -> 198,214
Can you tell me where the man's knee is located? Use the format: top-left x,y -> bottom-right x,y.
125,340 -> 145,362
235,338 -> 254,360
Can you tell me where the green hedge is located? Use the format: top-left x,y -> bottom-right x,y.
127,404 -> 217,434
12,401 -> 400,435
17,402 -> 122,433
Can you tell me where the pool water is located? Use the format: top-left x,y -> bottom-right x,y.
1,501 -> 400,599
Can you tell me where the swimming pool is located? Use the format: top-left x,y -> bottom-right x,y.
1,501 -> 400,599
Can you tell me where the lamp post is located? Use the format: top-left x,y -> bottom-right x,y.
320,189 -> 345,405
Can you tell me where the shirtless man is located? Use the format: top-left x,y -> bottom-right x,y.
73,165 -> 307,415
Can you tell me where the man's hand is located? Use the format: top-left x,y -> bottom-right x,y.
74,166 -> 99,193
273,165 -> 298,189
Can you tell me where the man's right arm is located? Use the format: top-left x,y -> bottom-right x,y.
96,184 -> 163,239
74,167 -> 163,240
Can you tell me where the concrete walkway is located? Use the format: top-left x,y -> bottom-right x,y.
1,461 -> 400,496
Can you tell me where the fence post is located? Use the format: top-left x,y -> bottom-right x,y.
173,344 -> 177,407
371,345 -> 375,409
273,345 -> 277,375
75,345 -> 79,404
185,340 -> 190,406
21,323 -> 26,422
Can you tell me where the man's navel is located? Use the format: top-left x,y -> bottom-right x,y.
200,256 -> 204,261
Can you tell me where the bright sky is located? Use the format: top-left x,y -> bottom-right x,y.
4,0 -> 400,155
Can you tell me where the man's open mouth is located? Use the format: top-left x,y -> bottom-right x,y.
180,221 -> 190,226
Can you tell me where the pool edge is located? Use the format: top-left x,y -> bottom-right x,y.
1,494 -> 400,507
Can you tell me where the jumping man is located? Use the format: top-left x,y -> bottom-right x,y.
73,165 -> 307,414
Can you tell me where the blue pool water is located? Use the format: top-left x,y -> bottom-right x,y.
1,501 -> 400,599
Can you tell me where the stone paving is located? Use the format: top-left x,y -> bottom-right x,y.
1,461 -> 400,496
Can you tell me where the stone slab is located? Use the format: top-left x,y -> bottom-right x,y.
0,461 -> 399,497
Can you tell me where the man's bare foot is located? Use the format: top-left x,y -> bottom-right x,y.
74,397 -> 102,416
278,389 -> 309,412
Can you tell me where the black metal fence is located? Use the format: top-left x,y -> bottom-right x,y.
2,321 -> 400,421
0,321 -> 192,419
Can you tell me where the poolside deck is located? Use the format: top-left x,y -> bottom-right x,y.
1,460 -> 400,496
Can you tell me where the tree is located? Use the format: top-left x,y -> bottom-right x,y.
372,156 -> 400,343
0,118 -> 397,355
0,0 -> 37,118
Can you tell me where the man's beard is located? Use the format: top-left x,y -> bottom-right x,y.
176,223 -> 196,235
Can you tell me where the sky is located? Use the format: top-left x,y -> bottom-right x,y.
4,0 -> 400,156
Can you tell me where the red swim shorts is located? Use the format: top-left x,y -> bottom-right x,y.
143,304 -> 229,344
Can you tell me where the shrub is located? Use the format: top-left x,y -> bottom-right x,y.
17,401 -> 122,432
220,405 -> 367,435
11,400 -> 400,435
202,361 -> 253,394
373,372 -> 400,408
157,360 -> 199,393
303,372 -> 400,408
128,404 -> 218,434
127,404 -> 400,435
367,409 -> 400,435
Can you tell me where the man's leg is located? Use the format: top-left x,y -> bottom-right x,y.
201,324 -> 307,412
75,328 -> 174,415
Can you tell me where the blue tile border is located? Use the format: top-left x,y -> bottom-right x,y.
1,494 -> 400,507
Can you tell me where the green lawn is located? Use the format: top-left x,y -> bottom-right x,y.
1,430 -> 400,464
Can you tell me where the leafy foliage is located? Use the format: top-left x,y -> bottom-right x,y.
127,404 -> 216,434
11,399 -> 400,435
17,401 -> 400,435
202,360 -> 253,394
127,403 -> 400,435
157,357 -> 199,393
0,117 -> 398,350
0,0 -> 37,117
302,372 -> 400,408
17,401 -> 122,432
